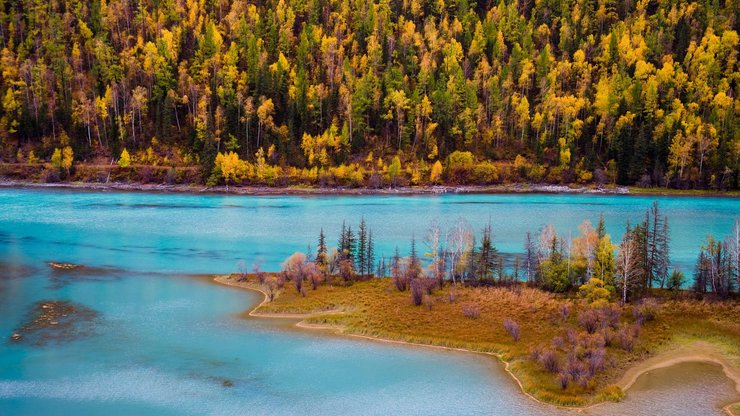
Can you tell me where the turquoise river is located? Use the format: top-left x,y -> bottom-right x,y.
0,188 -> 738,415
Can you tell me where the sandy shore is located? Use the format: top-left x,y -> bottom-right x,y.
212,275 -> 740,412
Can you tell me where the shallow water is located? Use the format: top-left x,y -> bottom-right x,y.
0,188 -> 738,415
589,362 -> 739,416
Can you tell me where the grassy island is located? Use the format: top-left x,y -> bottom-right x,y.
215,274 -> 739,409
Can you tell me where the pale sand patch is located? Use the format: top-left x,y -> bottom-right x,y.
212,274 -> 740,413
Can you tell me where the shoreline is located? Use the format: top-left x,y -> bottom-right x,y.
212,275 -> 740,413
0,178 -> 629,196
2,178 -> 738,198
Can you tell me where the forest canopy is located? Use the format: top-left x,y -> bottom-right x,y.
0,0 -> 737,188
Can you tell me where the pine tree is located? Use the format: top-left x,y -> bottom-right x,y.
357,217 -> 368,277
338,221 -> 347,259
597,213 -> 606,240
366,229 -> 375,277
409,235 -> 421,279
345,226 -> 356,267
317,228 -> 327,267
476,224 -> 499,281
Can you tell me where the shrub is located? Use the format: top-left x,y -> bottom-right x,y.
503,318 -> 521,341
551,336 -> 564,349
410,279 -> 424,306
420,277 -> 438,295
596,385 -> 625,402
513,154 -> 529,177
632,298 -> 658,324
601,328 -> 615,347
304,262 -> 322,290
472,161 -> 499,184
559,303 -> 571,321
557,372 -> 570,389
617,327 -> 634,351
565,328 -> 579,345
262,279 -> 279,302
339,259 -> 355,283
578,309 -> 600,334
667,269 -> 685,290
447,151 -> 474,183
462,303 -> 481,319
537,348 -> 561,373
586,348 -> 607,377
393,268 -> 409,291
253,263 -> 266,284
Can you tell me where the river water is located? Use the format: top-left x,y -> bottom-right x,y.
0,188 -> 737,415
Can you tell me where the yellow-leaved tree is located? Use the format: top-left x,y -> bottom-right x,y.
118,148 -> 131,167
430,160 -> 443,184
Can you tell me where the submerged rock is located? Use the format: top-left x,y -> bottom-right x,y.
46,261 -> 126,289
47,262 -> 82,270
10,300 -> 99,346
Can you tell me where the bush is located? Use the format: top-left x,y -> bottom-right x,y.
557,372 -> 570,389
447,151 -> 474,183
578,309 -> 600,334
667,269 -> 685,290
596,385 -> 625,402
537,348 -> 561,373
586,348 -> 607,377
462,303 -> 481,319
503,318 -> 521,341
410,279 -> 424,306
559,303 -> 571,321
617,327 -> 634,351
632,298 -> 658,324
472,161 -> 499,184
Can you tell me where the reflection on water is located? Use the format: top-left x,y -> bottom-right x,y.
0,188 -> 738,415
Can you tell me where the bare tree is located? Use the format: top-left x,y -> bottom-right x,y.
617,232 -> 640,304
524,231 -> 538,285
728,219 -> 740,288
425,219 -> 444,284
448,217 -> 474,285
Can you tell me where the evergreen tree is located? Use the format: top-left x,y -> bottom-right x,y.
317,228 -> 327,267
366,229 -> 375,277
597,214 -> 606,240
357,217 -> 368,277
476,224 -> 499,281
409,235 -> 421,279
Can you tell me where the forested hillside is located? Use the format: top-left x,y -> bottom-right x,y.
0,0 -> 737,188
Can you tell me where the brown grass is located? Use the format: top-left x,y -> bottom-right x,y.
219,274 -> 740,407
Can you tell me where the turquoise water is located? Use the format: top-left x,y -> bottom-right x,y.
1,189 -> 737,274
1,188 -> 738,415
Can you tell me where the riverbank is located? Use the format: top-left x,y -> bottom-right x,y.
212,274 -> 740,411
3,177 -> 739,197
0,178 -> 628,195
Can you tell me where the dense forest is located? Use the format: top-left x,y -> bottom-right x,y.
0,0 -> 737,188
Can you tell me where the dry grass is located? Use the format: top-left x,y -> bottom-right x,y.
223,274 -> 740,406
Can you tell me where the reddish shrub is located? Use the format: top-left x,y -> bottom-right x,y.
538,349 -> 561,373
410,279 -> 424,306
462,303 -> 481,319
633,298 -> 658,324
503,318 -> 521,341
578,309 -> 600,334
